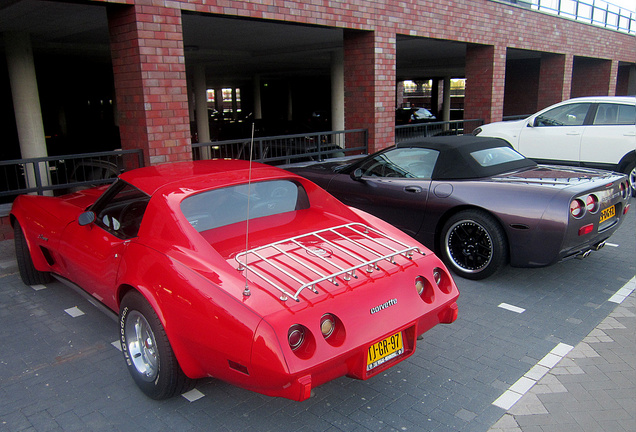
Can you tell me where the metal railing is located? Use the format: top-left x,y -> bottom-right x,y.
0,149 -> 144,201
395,119 -> 484,142
499,0 -> 635,34
1,120 -> 480,205
192,129 -> 368,164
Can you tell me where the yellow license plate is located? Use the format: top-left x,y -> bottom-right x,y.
599,205 -> 615,224
367,332 -> 404,371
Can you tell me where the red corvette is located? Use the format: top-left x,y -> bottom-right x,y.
10,160 -> 459,400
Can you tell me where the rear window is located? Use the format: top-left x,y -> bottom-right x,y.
181,180 -> 309,232
470,147 -> 525,167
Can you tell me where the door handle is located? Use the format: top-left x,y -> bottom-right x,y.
566,132 -> 581,136
404,186 -> 422,193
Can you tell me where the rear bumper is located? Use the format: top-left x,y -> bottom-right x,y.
243,300 -> 459,401
558,202 -> 630,262
510,201 -> 630,268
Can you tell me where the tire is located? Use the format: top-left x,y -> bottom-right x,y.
14,223 -> 52,285
119,291 -> 194,399
624,160 -> 636,198
440,210 -> 508,280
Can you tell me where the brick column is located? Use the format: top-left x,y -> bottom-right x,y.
464,44 -> 506,124
538,53 -> 573,110
107,4 -> 191,166
608,60 -> 619,96
344,29 -> 396,153
572,57 -> 614,98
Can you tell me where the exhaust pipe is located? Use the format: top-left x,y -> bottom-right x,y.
576,250 -> 592,260
593,241 -> 606,251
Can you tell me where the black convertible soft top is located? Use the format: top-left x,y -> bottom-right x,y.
396,135 -> 537,180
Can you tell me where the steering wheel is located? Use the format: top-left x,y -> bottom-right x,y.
118,201 -> 147,236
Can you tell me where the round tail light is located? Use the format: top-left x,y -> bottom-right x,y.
288,325 -> 305,351
415,276 -> 425,295
319,313 -> 345,347
320,314 -> 336,338
570,199 -> 585,218
585,194 -> 599,213
416,275 -> 435,304
287,324 -> 316,359
433,267 -> 454,294
433,269 -> 442,286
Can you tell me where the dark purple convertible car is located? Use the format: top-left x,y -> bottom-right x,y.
286,136 -> 631,279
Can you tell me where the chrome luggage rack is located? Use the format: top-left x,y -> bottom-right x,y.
235,222 -> 424,302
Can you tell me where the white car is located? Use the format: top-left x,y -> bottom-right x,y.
473,96 -> 636,195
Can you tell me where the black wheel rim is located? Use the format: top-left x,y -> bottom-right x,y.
445,220 -> 493,273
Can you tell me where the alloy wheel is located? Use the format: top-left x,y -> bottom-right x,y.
125,310 -> 159,382
445,220 -> 493,273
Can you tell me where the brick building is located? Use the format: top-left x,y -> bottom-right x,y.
1,0 -> 634,166
1,0 -> 634,239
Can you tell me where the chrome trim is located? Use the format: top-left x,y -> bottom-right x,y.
235,223 -> 423,302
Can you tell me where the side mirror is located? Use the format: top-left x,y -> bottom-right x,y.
350,168 -> 364,181
78,211 -> 96,226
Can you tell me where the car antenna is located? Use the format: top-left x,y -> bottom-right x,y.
242,122 -> 256,298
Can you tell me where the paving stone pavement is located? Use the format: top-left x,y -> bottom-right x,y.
488,289 -> 636,432
1,206 -> 634,432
